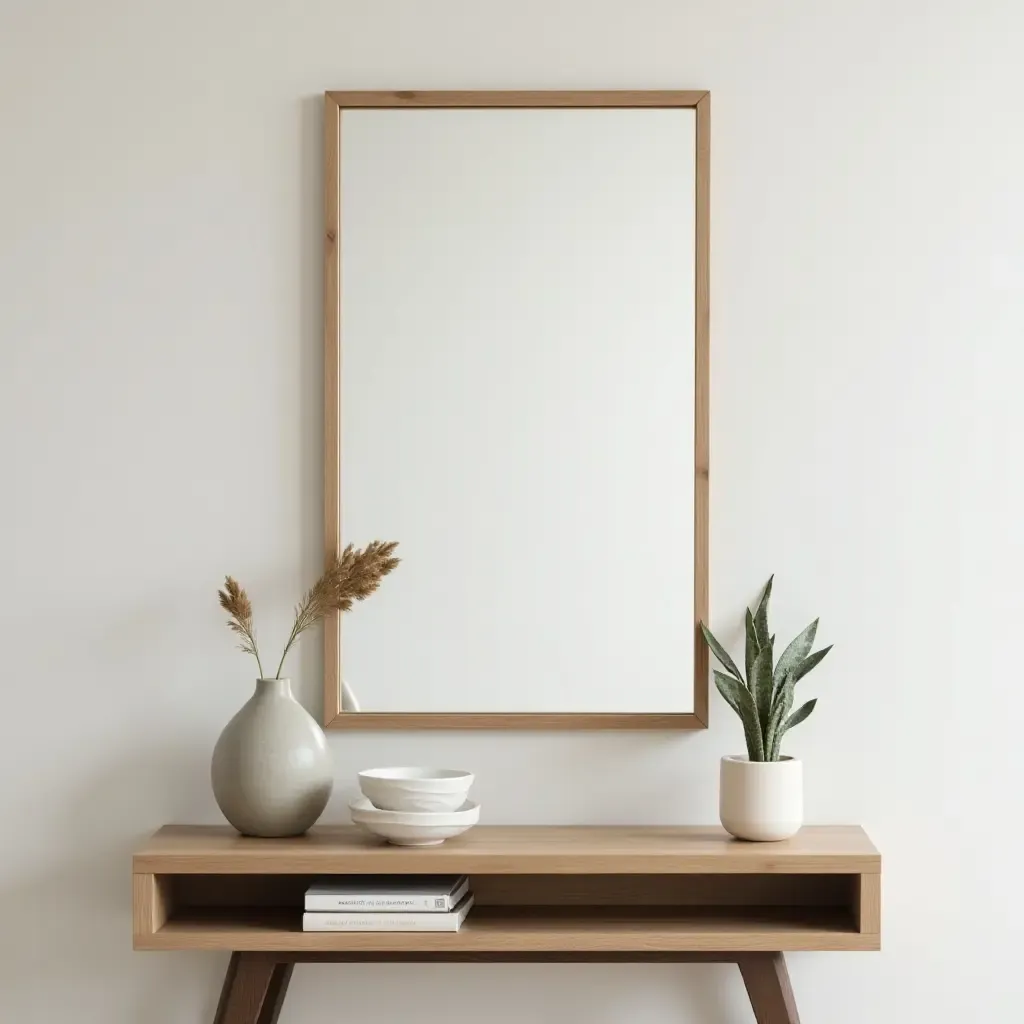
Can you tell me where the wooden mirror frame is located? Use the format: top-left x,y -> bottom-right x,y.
323,90 -> 709,730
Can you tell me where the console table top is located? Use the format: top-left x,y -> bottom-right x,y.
134,824 -> 879,875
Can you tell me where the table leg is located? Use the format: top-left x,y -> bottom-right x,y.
212,953 -> 293,1024
737,952 -> 801,1024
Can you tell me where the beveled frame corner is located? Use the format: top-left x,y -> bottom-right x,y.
323,90 -> 710,730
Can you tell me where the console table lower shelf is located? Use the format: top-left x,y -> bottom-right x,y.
132,824 -> 881,1024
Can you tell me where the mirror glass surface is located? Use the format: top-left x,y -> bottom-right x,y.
339,108 -> 696,713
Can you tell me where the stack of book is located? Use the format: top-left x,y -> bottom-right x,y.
303,874 -> 474,932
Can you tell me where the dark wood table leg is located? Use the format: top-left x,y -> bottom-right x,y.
212,953 -> 294,1024
737,952 -> 801,1024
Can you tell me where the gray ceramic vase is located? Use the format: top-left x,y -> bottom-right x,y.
211,678 -> 333,837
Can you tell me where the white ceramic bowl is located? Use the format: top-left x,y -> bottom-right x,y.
358,767 -> 474,813
349,796 -> 480,847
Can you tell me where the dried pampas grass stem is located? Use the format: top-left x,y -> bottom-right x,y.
274,540 -> 400,678
217,540 -> 401,680
218,576 -> 265,678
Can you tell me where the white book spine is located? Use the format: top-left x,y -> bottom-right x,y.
304,877 -> 470,914
305,894 -> 446,913
303,896 -> 474,932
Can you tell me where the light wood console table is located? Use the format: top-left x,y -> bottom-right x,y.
133,824 -> 880,1023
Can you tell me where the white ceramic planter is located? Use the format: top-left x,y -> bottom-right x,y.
719,755 -> 803,842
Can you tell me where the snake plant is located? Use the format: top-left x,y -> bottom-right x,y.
699,577 -> 832,762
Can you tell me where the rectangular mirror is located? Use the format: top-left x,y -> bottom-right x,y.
324,91 -> 709,729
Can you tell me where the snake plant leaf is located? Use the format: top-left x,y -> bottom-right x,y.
753,576 -> 773,648
792,645 -> 833,683
773,619 -> 819,693
765,672 -> 798,761
766,646 -> 830,759
767,697 -> 816,761
784,698 -> 817,733
714,670 -> 743,715
751,644 -> 775,737
744,608 -> 759,683
715,671 -> 764,761
700,622 -> 743,683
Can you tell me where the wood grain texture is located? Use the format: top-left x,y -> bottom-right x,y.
241,951 -> 743,963
322,89 -> 711,731
857,872 -> 882,935
256,962 -> 292,1024
212,954 -> 292,1024
693,91 -> 711,726
211,953 -> 241,1023
326,90 -> 708,109
327,712 -> 706,730
132,874 -> 154,937
133,825 -> 880,876
739,952 -> 802,1024
322,94 -> 342,724
132,873 -> 171,939
132,826 -> 878,965
136,905 -> 870,954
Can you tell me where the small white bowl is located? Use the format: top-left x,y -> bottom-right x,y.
349,796 -> 480,847
358,767 -> 474,813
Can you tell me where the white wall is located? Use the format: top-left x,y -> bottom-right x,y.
1,1 -> 1021,1021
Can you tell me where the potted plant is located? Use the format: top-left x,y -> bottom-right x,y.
212,541 -> 400,837
700,577 -> 831,841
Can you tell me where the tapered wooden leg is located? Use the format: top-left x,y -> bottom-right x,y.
737,952 -> 801,1024
256,961 -> 292,1024
213,953 -> 294,1024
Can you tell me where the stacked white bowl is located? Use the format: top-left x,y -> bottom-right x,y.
350,768 -> 479,846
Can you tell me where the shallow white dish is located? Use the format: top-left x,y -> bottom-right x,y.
358,767 -> 474,813
349,796 -> 480,847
